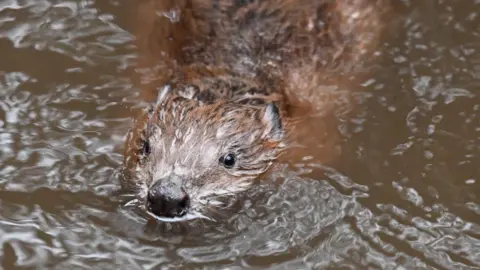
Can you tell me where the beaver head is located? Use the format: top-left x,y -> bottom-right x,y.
123,85 -> 285,221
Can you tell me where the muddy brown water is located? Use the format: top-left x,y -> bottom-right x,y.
0,0 -> 479,269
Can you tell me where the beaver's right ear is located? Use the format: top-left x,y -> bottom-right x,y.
155,84 -> 173,106
263,103 -> 283,141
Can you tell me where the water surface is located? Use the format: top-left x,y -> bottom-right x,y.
0,0 -> 479,269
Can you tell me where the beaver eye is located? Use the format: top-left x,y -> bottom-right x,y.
219,153 -> 236,168
141,139 -> 151,156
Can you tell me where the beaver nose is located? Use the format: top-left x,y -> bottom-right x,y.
147,180 -> 190,218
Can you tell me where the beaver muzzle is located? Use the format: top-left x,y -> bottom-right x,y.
146,175 -> 191,218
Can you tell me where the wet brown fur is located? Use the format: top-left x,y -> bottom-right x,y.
133,0 -> 388,104
123,0 -> 390,218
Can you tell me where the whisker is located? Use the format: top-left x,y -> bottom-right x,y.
200,193 -> 238,200
190,211 -> 216,222
123,198 -> 140,207
138,203 -> 215,223
206,200 -> 224,206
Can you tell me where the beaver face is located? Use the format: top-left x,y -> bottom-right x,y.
126,86 -> 285,221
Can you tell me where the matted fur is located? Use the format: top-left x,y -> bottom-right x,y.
124,0 -> 390,220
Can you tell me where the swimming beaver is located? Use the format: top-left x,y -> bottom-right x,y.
123,0 -> 388,220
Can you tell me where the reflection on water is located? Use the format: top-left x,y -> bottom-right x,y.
0,0 -> 479,269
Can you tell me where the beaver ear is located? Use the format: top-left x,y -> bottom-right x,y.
155,84 -> 173,106
263,103 -> 283,140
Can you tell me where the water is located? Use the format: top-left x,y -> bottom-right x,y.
0,0 -> 479,269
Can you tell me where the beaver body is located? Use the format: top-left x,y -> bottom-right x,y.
123,0 -> 388,220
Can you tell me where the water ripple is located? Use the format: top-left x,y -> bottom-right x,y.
0,0 -> 480,269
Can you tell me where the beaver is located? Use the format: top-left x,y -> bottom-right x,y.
123,0 -> 388,221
